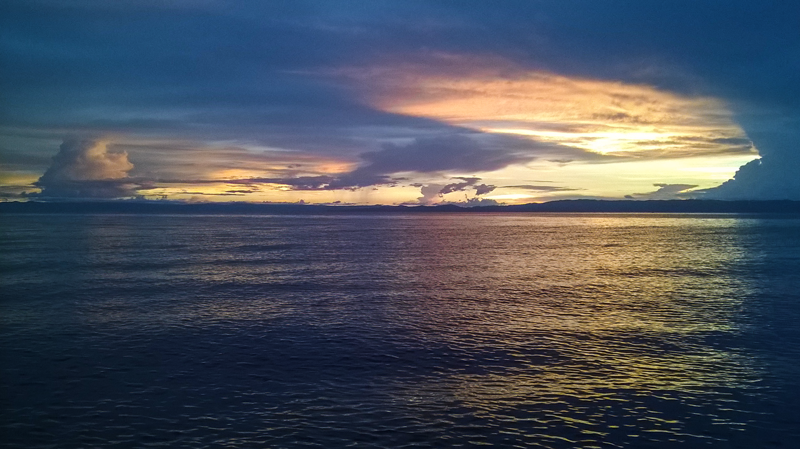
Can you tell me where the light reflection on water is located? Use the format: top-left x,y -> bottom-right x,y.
1,213 -> 799,448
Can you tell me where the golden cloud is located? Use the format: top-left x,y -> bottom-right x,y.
349,59 -> 756,159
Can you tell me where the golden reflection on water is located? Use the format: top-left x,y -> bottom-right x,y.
74,215 -> 762,433
382,215 -> 761,435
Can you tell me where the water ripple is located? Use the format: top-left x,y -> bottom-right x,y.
2,213 -> 800,447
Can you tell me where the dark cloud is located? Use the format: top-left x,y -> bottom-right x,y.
0,145 -> 53,168
34,178 -> 143,199
0,189 -> 28,199
702,116 -> 800,199
438,177 -> 496,197
3,1 -> 796,113
360,135 -> 534,175
408,177 -> 496,205
474,184 -> 495,196
700,158 -> 800,200
629,183 -> 699,200
231,175 -> 338,191
249,134 -> 555,191
439,177 -> 480,195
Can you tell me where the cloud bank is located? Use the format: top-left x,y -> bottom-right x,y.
702,118 -> 800,200
702,159 -> 800,200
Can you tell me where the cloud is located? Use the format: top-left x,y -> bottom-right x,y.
439,176 -> 480,195
701,115 -> 800,200
417,183 -> 444,205
42,139 -> 132,180
360,134 -> 535,175
108,133 -> 544,199
627,183 -> 699,200
0,189 -> 27,199
474,184 -> 495,195
2,1 -> 797,201
438,176 -> 496,196
345,57 -> 754,163
444,197 -> 501,207
504,184 -> 580,192
412,177 -> 496,205
248,134 -> 544,191
33,139 -> 141,198
72,134 -> 528,196
700,158 -> 800,200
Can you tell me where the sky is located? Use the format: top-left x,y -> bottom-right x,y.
1,0 -> 798,205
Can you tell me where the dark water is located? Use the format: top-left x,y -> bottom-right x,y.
2,213 -> 800,448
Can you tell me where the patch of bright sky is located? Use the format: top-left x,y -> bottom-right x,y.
137,183 -> 420,205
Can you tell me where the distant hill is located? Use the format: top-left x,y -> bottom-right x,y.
2,199 -> 800,215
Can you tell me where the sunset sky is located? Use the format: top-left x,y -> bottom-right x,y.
1,1 -> 798,204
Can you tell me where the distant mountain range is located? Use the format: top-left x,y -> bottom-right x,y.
3,199 -> 800,214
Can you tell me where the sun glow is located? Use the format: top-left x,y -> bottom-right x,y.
315,58 -> 762,201
483,128 -> 681,154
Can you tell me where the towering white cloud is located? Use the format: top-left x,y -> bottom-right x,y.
34,140 -> 138,199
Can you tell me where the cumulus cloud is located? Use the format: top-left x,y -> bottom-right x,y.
416,183 -> 445,205
444,197 -> 501,207
701,116 -> 800,200
33,139 -> 141,198
412,177 -> 497,205
701,158 -> 800,200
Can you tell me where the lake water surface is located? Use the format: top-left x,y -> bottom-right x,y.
2,213 -> 800,448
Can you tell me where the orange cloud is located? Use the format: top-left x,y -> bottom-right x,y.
342,58 -> 756,160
